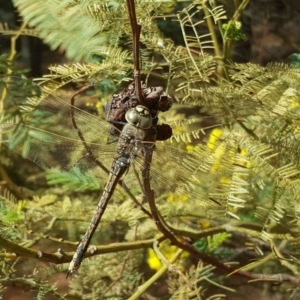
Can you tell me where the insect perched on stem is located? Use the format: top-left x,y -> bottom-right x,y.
0,0 -> 228,280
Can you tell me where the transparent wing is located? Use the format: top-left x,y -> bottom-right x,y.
1,83 -> 247,225
125,142 -> 227,223
1,88 -> 119,182
127,141 -> 248,224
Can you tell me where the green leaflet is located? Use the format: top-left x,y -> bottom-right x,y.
46,167 -> 102,192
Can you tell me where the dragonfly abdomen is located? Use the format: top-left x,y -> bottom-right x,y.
67,156 -> 130,276
67,106 -> 152,277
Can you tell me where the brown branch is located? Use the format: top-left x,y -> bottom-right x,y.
126,0 -> 144,105
0,234 -> 166,264
238,270 -> 300,286
142,182 -> 300,286
139,139 -> 235,274
167,221 -> 264,241
142,166 -> 300,287
142,173 -> 233,273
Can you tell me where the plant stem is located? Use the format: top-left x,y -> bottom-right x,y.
203,7 -> 221,57
0,22 -> 28,106
222,0 -> 250,79
128,249 -> 184,300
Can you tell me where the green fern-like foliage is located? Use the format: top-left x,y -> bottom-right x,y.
12,0 -> 127,61
46,167 -> 102,192
190,63 -> 300,239
168,263 -> 227,300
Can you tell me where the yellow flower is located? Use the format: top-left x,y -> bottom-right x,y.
200,220 -> 212,229
167,194 -> 189,202
147,240 -> 189,271
173,126 -> 184,135
186,144 -> 194,153
207,128 -> 223,150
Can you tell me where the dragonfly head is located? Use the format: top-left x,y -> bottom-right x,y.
125,105 -> 152,129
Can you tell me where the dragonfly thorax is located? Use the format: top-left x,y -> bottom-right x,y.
125,105 -> 152,129
121,123 -> 147,141
116,121 -> 148,167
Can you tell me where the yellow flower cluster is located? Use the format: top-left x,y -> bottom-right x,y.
147,240 -> 189,271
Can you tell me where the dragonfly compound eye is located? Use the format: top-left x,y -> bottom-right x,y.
125,105 -> 152,129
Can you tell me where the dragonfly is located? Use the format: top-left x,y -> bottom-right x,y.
0,79 -> 224,276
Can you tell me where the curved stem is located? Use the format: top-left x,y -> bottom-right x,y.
128,249 -> 184,300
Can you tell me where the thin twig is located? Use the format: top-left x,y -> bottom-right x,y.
129,248 -> 184,300
24,218 -> 78,248
0,22 -> 28,105
99,251 -> 132,298
222,0 -> 250,79
153,240 -> 193,290
0,234 -> 166,264
99,224 -> 139,296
